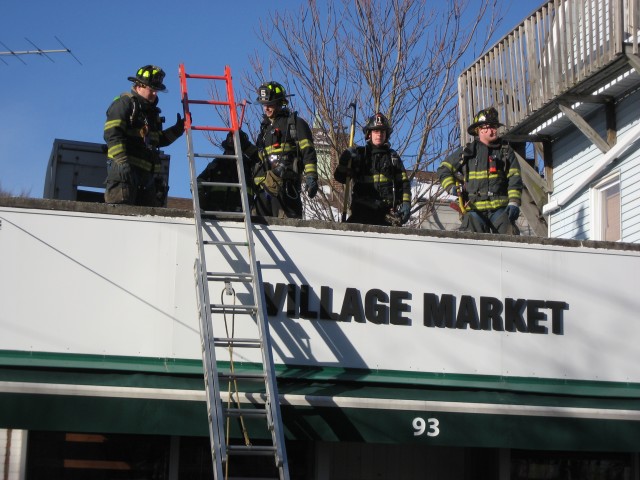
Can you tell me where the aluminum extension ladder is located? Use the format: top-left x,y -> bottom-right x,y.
178,64 -> 290,480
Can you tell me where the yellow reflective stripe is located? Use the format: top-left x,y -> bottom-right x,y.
508,189 -> 522,200
359,174 -> 394,183
403,193 -> 411,202
254,176 -> 265,186
304,164 -> 317,174
467,171 -> 489,180
264,144 -> 297,155
104,119 -> 125,131
107,144 -> 125,159
441,177 -> 455,189
507,168 -> 521,178
440,161 -> 454,171
298,138 -> 312,150
470,198 -> 509,210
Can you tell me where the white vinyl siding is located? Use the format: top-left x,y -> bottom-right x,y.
548,87 -> 640,242
549,120 -> 603,239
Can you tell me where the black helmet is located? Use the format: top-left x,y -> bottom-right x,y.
363,112 -> 393,138
256,81 -> 288,106
467,107 -> 503,135
128,65 -> 167,92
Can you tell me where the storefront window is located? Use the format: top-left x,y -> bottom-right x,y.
26,432 -> 170,480
511,450 -> 632,480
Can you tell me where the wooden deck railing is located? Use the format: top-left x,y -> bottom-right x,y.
458,0 -> 640,140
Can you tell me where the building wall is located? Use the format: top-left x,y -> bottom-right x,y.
1,201 -> 640,456
549,88 -> 640,241
2,203 -> 640,384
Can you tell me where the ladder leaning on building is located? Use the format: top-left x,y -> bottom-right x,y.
178,64 -> 290,480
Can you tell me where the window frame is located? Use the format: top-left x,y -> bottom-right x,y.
590,170 -> 621,242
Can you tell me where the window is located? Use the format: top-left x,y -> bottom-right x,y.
591,172 -> 620,241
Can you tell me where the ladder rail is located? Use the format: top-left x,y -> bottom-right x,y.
254,262 -> 289,475
223,67 -> 289,475
180,63 -> 227,479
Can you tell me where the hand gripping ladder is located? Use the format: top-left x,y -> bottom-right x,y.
179,64 -> 290,480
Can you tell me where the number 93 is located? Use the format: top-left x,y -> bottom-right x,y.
412,417 -> 439,437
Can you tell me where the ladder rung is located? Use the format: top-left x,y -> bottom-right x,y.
206,272 -> 253,280
198,181 -> 242,188
214,337 -> 262,348
186,99 -> 230,106
194,153 -> 239,160
220,372 -> 265,380
227,477 -> 280,480
227,445 -> 277,456
192,126 -> 232,132
204,240 -> 250,247
185,72 -> 225,80
201,210 -> 245,218
226,477 -> 280,480
211,304 -> 257,313
225,408 -> 267,417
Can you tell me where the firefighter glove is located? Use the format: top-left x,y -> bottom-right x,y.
174,113 -> 185,135
305,176 -> 318,198
400,202 -> 411,224
506,204 -> 520,222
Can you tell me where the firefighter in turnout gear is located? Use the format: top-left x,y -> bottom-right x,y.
103,65 -> 184,206
437,107 -> 522,234
334,113 -> 411,226
253,81 -> 318,219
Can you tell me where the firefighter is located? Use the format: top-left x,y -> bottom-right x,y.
253,81 -> 318,219
334,112 -> 411,226
103,65 -> 184,206
437,107 -> 522,234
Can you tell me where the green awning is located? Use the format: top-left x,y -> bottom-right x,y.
1,351 -> 639,451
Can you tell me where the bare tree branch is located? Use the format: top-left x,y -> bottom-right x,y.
240,0 -> 503,222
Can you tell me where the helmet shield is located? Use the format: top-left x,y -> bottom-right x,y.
256,81 -> 288,106
363,112 -> 393,138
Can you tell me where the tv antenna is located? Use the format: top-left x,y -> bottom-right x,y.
0,36 -> 82,65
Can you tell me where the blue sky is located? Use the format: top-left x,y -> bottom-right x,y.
0,0 -> 540,200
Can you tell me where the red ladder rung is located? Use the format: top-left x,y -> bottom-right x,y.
184,73 -> 227,81
191,126 -> 233,132
187,99 -> 232,107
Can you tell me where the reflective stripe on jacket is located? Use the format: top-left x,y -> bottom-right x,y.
437,140 -> 522,212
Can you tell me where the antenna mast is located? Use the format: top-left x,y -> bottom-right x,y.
0,37 -> 82,65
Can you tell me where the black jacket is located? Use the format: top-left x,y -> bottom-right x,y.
335,142 -> 411,208
253,108 -> 318,187
104,89 -> 182,172
437,139 -> 522,211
